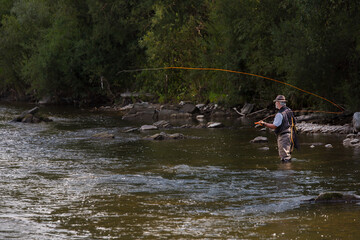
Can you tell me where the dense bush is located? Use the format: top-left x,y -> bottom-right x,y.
0,0 -> 359,111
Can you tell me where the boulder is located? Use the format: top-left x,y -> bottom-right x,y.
207,122 -> 224,128
179,103 -> 198,114
140,125 -> 158,131
343,137 -> 360,148
211,110 -> 226,118
250,136 -> 268,143
303,192 -> 360,204
121,102 -> 157,122
325,144 -> 333,148
92,132 -> 115,139
153,120 -> 172,129
158,109 -> 178,119
353,112 -> 360,132
122,109 -> 156,122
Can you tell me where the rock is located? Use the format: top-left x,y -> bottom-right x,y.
121,102 -> 157,122
211,110 -> 226,118
119,104 -> 134,111
147,132 -> 166,140
196,115 -> 205,121
207,122 -> 224,128
144,132 -> 185,140
179,103 -> 198,114
122,127 -> 138,133
296,122 -> 352,134
122,109 -> 156,122
168,133 -> 185,139
92,132 -> 115,139
343,138 -> 352,147
196,104 -> 205,109
140,125 -> 158,131
180,124 -> 192,128
343,138 -> 360,148
153,120 -> 172,128
346,133 -> 357,139
250,136 -> 268,143
303,192 -> 360,203
158,109 -> 178,119
258,147 -> 269,151
353,112 -> 360,132
310,145 -> 315,148
325,144 -> 333,148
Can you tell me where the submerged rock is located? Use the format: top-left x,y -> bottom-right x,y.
144,132 -> 185,141
258,147 -> 269,151
250,136 -> 268,143
92,132 -> 115,139
303,192 -> 360,204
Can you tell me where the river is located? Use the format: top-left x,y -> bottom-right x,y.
0,102 -> 359,239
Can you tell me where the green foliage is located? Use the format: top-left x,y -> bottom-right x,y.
0,0 -> 359,111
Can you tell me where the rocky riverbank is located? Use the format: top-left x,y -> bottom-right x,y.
94,101 -> 359,133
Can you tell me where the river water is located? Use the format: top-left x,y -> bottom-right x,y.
0,102 -> 360,239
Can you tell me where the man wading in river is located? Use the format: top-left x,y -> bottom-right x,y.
258,95 -> 298,162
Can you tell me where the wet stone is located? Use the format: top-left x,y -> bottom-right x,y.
250,136 -> 268,143
140,125 -> 158,131
207,122 -> 224,128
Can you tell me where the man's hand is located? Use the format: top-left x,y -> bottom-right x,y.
255,120 -> 265,126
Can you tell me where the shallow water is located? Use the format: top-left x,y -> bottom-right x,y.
0,102 -> 360,239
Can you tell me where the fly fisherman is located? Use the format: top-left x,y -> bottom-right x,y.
258,95 -> 298,162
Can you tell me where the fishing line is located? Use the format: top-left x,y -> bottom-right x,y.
118,66 -> 345,114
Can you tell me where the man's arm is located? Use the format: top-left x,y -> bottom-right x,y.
258,121 -> 277,129
258,113 -> 282,130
